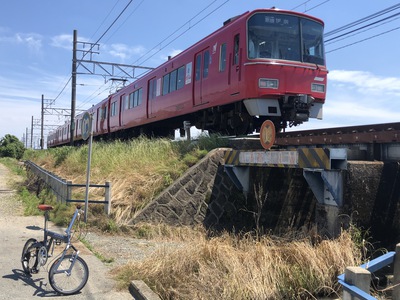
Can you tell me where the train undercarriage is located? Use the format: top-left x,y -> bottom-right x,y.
192,95 -> 316,136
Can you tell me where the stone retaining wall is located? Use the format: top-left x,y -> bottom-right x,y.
132,148 -> 229,225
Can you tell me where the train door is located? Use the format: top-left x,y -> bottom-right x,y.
96,107 -> 100,133
119,94 -> 125,127
229,31 -> 241,95
193,47 -> 210,106
148,77 -> 159,118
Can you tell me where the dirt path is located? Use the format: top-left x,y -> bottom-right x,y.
0,163 -> 133,300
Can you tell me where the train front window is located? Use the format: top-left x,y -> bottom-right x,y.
301,18 -> 324,65
248,13 -> 325,65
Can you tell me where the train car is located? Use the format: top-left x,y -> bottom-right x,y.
49,7 -> 327,148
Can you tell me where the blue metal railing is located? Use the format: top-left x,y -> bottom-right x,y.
338,251 -> 396,300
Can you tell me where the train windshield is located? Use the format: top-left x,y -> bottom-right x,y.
248,13 -> 325,65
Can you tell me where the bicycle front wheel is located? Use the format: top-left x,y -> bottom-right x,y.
21,238 -> 39,274
48,255 -> 89,295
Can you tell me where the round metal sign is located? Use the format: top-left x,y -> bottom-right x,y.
259,120 -> 276,150
81,112 -> 92,141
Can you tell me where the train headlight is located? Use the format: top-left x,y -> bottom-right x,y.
259,78 -> 279,89
311,83 -> 325,93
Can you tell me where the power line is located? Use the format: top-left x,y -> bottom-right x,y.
324,3 -> 400,53
325,15 -> 400,46
50,76 -> 71,105
48,1 -> 134,109
326,25 -> 400,54
325,3 -> 400,37
102,0 -> 146,45
89,0 -> 123,42
303,0 -> 330,13
79,0 -> 230,108
325,11 -> 400,43
132,0 -> 219,65
82,0 -> 134,60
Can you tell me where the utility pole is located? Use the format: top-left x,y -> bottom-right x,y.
70,29 -> 77,146
25,128 -> 28,148
41,94 -> 44,149
31,116 -> 33,149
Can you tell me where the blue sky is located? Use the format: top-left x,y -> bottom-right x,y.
1,0 -> 400,146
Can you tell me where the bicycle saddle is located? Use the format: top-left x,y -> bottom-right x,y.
38,204 -> 54,211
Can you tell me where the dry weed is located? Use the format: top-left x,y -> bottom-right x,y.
114,230 -> 361,299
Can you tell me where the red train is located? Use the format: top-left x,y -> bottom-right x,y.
48,8 -> 327,148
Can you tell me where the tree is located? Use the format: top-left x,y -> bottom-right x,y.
0,134 -> 25,160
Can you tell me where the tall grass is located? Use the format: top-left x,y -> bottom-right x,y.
114,230 -> 361,299
25,137 -> 221,224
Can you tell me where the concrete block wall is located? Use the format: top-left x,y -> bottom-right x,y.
132,148 -> 228,225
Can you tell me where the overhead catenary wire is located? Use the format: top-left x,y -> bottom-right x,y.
324,3 -> 400,37
89,0 -> 123,42
78,0 -> 230,109
326,25 -> 400,54
291,0 -> 330,13
324,3 -> 400,53
82,0 -> 134,60
48,1 -> 134,110
325,11 -> 400,43
325,15 -> 400,46
131,0 -> 229,66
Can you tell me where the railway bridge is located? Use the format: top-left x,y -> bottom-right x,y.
134,122 -> 400,247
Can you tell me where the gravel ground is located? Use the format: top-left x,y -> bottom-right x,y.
83,230 -> 182,267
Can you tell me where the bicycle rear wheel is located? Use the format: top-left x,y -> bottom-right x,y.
48,254 -> 89,295
21,238 -> 39,274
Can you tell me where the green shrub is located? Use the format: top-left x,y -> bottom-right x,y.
0,134 -> 25,160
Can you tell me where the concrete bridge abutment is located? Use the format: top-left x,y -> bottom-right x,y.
132,149 -> 400,245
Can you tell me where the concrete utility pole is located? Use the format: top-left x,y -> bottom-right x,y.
31,116 -> 33,149
70,29 -> 77,146
41,94 -> 44,149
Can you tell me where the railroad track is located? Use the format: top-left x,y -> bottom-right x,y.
227,122 -> 400,161
276,122 -> 400,146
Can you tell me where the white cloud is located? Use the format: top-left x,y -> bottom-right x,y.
107,43 -> 146,61
169,49 -> 182,58
51,34 -> 73,50
0,32 -> 42,52
292,69 -> 400,130
329,70 -> 400,96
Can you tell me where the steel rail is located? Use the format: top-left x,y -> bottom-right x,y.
276,122 -> 400,146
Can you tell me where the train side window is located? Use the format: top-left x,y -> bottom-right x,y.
149,78 -> 157,100
163,73 -> 170,95
124,95 -> 129,110
169,69 -> 177,93
133,91 -> 138,107
203,50 -> 210,78
102,106 -> 108,119
129,92 -> 134,108
219,43 -> 226,72
195,54 -> 201,81
137,88 -> 143,105
234,34 -> 240,65
177,65 -> 185,89
111,102 -> 117,116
